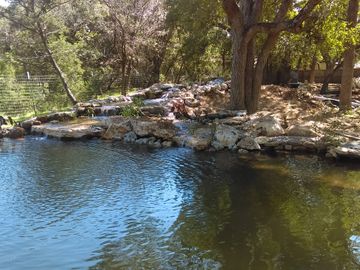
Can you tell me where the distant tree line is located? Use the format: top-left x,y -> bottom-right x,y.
0,0 -> 359,112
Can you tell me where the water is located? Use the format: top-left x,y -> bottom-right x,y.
1,138 -> 360,270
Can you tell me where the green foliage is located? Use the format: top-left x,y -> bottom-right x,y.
120,97 -> 144,117
49,34 -> 86,98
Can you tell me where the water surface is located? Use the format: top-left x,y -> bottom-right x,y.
1,138 -> 360,269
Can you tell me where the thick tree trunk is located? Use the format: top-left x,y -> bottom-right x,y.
245,39 -> 255,110
340,0 -> 359,110
37,23 -> 77,105
230,29 -> 247,110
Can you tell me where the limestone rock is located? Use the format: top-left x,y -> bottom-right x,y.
131,118 -> 176,140
173,124 -> 213,151
237,136 -> 261,151
328,141 -> 360,159
286,124 -> 319,137
124,131 -> 137,143
255,136 -> 326,151
102,119 -> 132,140
162,141 -> 173,148
243,115 -> 284,137
255,116 -> 284,136
21,118 -> 41,132
212,124 -> 241,150
140,106 -> 167,116
31,119 -> 105,139
238,149 -> 249,155
36,111 -> 75,124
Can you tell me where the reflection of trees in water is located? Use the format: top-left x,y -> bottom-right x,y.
84,150 -> 360,269
166,154 -> 360,269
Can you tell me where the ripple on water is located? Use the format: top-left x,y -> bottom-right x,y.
0,137 -> 360,270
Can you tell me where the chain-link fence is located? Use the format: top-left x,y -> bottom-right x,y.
0,75 -> 60,117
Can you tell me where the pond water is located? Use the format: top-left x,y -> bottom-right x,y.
1,138 -> 360,270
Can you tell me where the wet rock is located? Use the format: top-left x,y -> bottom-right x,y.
124,131 -> 137,143
212,124 -> 241,150
131,118 -> 176,140
151,140 -> 162,148
328,141 -> 360,159
286,124 -> 319,137
21,118 -> 42,132
255,136 -> 326,151
6,127 -> 25,139
238,149 -> 249,155
102,118 -> 132,140
174,125 -> 214,151
237,136 -> 261,151
162,141 -> 173,148
136,137 -> 150,145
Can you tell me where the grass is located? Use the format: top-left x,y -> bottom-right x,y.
0,106 -> 72,124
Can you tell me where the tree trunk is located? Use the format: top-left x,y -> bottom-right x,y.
121,60 -> 132,96
247,33 -> 280,114
340,0 -> 359,110
37,23 -> 77,105
245,39 -> 255,110
230,29 -> 247,110
309,55 -> 317,83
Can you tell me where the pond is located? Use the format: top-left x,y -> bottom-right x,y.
1,138 -> 360,270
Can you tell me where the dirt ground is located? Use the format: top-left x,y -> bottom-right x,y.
198,83 -> 360,141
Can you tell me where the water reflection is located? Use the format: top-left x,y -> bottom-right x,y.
0,138 -> 360,269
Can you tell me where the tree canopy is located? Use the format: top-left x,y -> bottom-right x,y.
0,0 -> 359,112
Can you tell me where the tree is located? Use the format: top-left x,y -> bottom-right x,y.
101,0 -> 168,95
222,0 -> 321,113
163,0 -> 231,82
0,0 -> 78,104
339,0 -> 359,110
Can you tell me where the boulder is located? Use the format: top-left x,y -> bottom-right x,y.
243,115 -> 284,137
101,116 -> 131,140
140,106 -> 167,116
36,112 -> 75,124
173,125 -> 214,151
123,131 -> 138,143
21,118 -> 42,132
238,149 -> 249,155
255,116 -> 284,136
328,141 -> 360,159
5,127 -> 26,139
212,124 -> 241,150
255,136 -> 326,151
237,136 -> 261,151
31,119 -> 106,139
131,118 -> 177,140
286,124 -> 319,137
162,141 -> 173,148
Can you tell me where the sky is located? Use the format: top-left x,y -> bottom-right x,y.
0,0 -> 8,7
